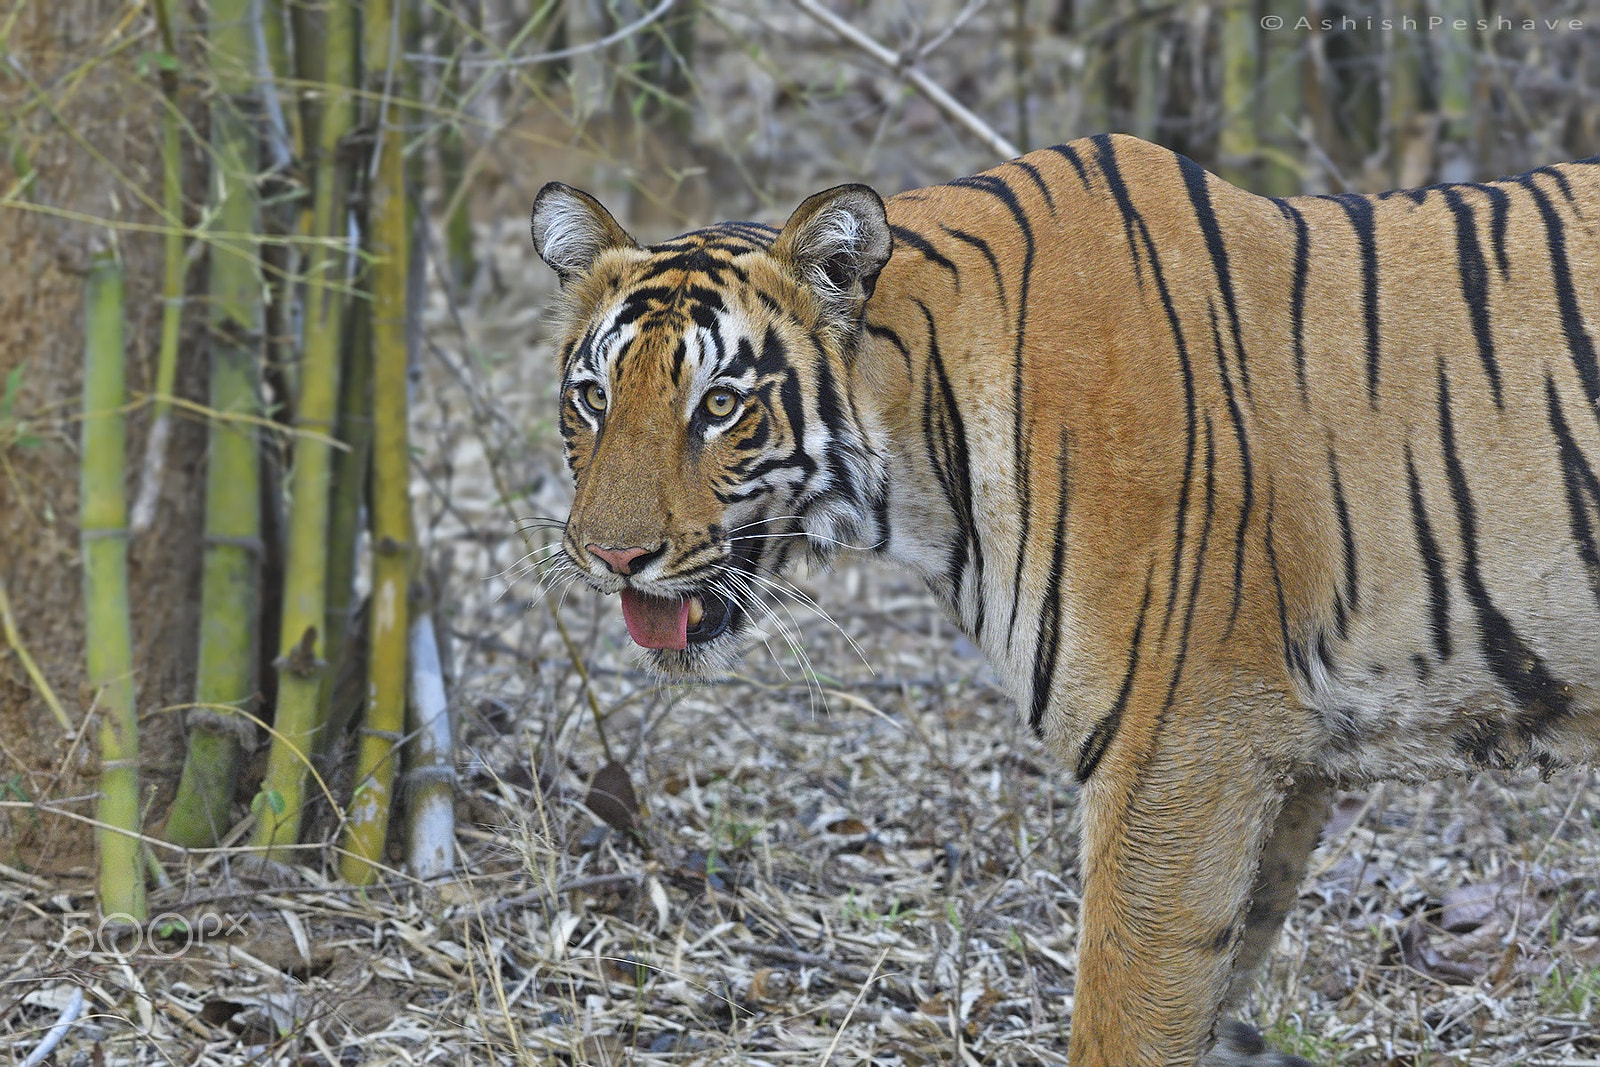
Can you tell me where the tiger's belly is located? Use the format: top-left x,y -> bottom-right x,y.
1298,598 -> 1600,782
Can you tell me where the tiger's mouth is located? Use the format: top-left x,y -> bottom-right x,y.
619,588 -> 740,650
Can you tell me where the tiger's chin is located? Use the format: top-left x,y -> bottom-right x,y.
620,588 -> 753,680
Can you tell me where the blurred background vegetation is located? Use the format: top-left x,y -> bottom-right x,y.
2,0 -> 1598,952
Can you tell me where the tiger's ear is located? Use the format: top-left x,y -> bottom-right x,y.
771,184 -> 891,327
531,182 -> 638,285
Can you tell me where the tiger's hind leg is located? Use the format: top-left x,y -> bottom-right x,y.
1203,777 -> 1331,1067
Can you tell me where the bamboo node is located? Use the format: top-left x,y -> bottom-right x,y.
401,765 -> 457,788
80,528 -> 131,541
276,626 -> 324,677
356,726 -> 405,743
184,706 -> 258,747
375,534 -> 411,555
202,533 -> 265,554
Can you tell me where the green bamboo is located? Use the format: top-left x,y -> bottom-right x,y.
1385,0 -> 1426,186
249,0 -> 356,858
1126,0 -> 1161,144
316,271 -> 372,755
82,249 -> 145,922
259,0 -> 302,161
1217,0 -> 1258,189
165,0 -> 265,848
1254,0 -> 1303,195
129,0 -> 185,535
340,0 -> 412,884
438,0 -> 475,293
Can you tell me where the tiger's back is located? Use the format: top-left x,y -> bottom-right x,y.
531,133 -> 1600,1066
865,135 -> 1600,786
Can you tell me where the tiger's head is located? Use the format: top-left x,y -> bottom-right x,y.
530,183 -> 894,677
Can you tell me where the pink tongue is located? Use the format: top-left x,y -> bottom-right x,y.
619,589 -> 690,650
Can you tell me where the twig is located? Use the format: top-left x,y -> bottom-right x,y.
19,986 -> 84,1067
791,0 -> 1018,160
407,0 -> 676,68
0,574 -> 72,731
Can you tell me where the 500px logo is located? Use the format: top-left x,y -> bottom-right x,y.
59,912 -> 251,959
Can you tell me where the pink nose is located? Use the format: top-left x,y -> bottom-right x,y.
587,544 -> 651,575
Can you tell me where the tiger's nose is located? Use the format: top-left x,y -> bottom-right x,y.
586,544 -> 660,575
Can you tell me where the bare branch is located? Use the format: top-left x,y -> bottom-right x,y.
790,0 -> 1018,161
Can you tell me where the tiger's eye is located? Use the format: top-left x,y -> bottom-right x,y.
581,383 -> 608,413
703,389 -> 737,419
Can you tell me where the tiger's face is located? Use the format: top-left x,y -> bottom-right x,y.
531,183 -> 894,676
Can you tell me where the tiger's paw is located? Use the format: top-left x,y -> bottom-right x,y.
1203,1020 -> 1316,1066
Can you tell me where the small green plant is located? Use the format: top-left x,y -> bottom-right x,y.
1265,1019 -> 1346,1062
1540,964 -> 1600,1016
703,794 -> 761,879
0,364 -> 41,451
840,890 -> 913,929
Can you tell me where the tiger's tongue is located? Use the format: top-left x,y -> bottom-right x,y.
620,589 -> 691,650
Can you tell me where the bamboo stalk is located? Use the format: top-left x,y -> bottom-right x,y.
403,610 -> 455,878
82,248 -> 145,922
1217,0 -> 1257,189
165,0 -> 266,849
438,0 -> 475,294
316,266 -> 372,756
249,0 -> 357,858
128,0 -> 185,536
340,0 -> 412,884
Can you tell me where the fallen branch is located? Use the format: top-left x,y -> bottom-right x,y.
791,0 -> 1018,160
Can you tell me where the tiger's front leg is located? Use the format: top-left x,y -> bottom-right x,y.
1066,702 -> 1303,1067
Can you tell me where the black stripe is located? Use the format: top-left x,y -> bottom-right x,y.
1091,134 -> 1146,287
864,322 -> 913,374
1093,134 -> 1200,649
1405,444 -> 1452,660
812,344 -> 847,434
1263,492 -> 1309,688
1029,427 -> 1072,737
888,224 -> 960,281
1530,163 -> 1576,203
1326,193 -> 1381,404
916,300 -> 985,635
1482,184 -> 1512,279
1075,570 -> 1154,781
1162,415 -> 1217,710
1179,154 -> 1253,400
1545,376 -> 1600,610
950,172 -> 1038,646
940,225 -> 1008,315
1514,175 -> 1600,429
1328,448 -> 1359,623
1437,364 -> 1574,733
1005,158 -> 1056,213
1045,143 -> 1093,191
1440,186 -> 1503,407
1273,199 -> 1312,403
1205,302 -> 1256,638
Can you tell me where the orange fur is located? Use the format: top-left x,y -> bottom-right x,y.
533,135 -> 1600,1065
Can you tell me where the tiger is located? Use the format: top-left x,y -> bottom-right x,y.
529,133 -> 1600,1066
